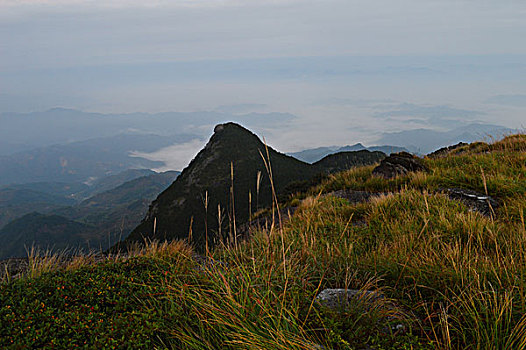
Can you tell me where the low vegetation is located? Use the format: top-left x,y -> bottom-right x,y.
1,134 -> 525,349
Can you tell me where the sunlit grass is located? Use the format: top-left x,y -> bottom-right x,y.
0,133 -> 525,349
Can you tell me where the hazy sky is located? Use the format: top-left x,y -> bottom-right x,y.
3,0 -> 526,68
1,0 -> 526,153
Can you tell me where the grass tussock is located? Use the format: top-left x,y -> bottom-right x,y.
1,134 -> 525,349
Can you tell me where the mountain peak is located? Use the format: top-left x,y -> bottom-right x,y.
213,122 -> 242,133
125,123 -> 385,250
201,122 -> 266,158
126,122 -> 312,247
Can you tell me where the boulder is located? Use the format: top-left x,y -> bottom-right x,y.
372,152 -> 428,179
0,258 -> 29,281
213,124 -> 225,133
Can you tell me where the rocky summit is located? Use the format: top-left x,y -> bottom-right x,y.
372,151 -> 428,179
125,123 -> 385,250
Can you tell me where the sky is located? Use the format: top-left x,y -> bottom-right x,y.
1,0 -> 526,157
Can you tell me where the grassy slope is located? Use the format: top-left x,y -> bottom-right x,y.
0,134 -> 525,349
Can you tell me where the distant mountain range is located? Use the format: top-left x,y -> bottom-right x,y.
0,108 -> 296,153
376,123 -> 518,154
289,123 -> 519,162
0,134 -> 188,186
125,123 -> 385,250
1,109 -> 517,186
1,116 -> 519,259
0,169 -> 162,230
0,187 -> 76,230
0,170 -> 179,259
289,143 -> 408,163
0,108 -> 301,186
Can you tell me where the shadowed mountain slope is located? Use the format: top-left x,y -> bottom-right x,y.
290,143 -> 405,163
0,169 -> 176,232
0,171 -> 179,259
313,150 -> 385,174
0,187 -> 77,230
126,123 -> 385,249
0,213 -> 93,259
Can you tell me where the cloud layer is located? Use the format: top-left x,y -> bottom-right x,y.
1,0 -> 525,155
3,0 -> 526,72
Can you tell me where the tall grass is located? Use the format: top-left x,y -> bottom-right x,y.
1,134 -> 525,348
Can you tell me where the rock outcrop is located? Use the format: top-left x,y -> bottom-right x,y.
372,152 -> 428,179
329,190 -> 385,204
443,187 -> 499,216
427,142 -> 468,158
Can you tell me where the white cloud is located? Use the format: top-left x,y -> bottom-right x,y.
1,0 -> 526,141
130,138 -> 206,171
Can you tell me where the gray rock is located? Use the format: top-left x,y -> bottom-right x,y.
213,124 -> 225,133
372,152 -> 428,179
443,187 -> 499,216
427,142 -> 468,158
316,288 -> 383,310
237,207 -> 296,238
0,258 -> 29,281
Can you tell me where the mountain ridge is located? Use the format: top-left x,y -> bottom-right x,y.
376,123 -> 518,154
125,123 -> 385,249
290,143 -> 408,163
0,171 -> 179,259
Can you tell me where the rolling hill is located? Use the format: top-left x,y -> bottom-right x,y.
0,171 -> 179,259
